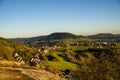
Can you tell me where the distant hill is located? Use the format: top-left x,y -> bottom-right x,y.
10,36 -> 47,42
47,32 -> 78,39
9,33 -> 120,43
10,32 -> 82,42
87,33 -> 120,39
116,34 -> 120,38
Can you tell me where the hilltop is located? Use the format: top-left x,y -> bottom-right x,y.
47,32 -> 78,39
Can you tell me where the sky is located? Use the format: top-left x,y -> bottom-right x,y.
0,0 -> 120,38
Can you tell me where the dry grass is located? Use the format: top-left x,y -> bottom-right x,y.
0,60 -> 20,67
0,60 -> 65,80
0,68 -> 34,80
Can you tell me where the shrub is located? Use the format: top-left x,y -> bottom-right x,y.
47,52 -> 60,62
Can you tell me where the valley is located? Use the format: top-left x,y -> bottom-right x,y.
0,32 -> 120,80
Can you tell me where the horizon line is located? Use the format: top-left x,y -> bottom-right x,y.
4,32 -> 120,39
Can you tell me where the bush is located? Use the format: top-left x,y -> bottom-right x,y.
47,52 -> 60,62
71,48 -> 120,80
39,53 -> 48,62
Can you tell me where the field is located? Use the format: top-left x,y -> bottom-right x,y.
47,57 -> 78,71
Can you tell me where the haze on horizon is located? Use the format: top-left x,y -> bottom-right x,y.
0,0 -> 120,38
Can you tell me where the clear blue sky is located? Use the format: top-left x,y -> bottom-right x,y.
0,0 -> 120,38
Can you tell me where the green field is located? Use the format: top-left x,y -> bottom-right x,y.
66,46 -> 88,51
47,57 -> 78,70
47,50 -> 79,70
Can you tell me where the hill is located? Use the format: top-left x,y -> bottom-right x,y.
10,36 -> 48,43
87,33 -> 120,39
0,37 -> 34,62
9,33 -> 120,48
10,32 -> 83,43
47,32 -> 78,39
10,33 -> 120,43
0,37 -> 66,80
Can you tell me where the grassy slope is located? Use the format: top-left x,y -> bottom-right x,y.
66,46 -> 88,51
47,57 -> 78,71
47,45 -> 89,71
0,37 -> 34,63
47,50 -> 79,71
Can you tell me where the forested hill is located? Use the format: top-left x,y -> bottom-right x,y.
9,33 -> 120,43
87,33 -> 120,39
47,32 -> 78,39
10,32 -> 83,42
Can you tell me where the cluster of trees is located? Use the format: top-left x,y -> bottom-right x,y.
63,48 -> 120,80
